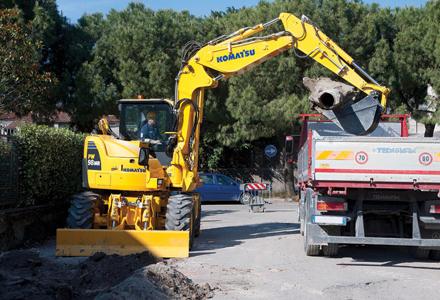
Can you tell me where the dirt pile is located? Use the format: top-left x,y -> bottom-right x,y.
98,262 -> 214,300
0,249 -> 213,300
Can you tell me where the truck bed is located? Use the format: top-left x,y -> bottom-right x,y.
298,132 -> 440,186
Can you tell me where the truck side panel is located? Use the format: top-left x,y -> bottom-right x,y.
304,134 -> 440,184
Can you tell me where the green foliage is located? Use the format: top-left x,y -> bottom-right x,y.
393,1 -> 440,124
0,8 -> 57,117
4,0 -> 440,166
13,125 -> 85,204
0,139 -> 11,157
68,4 -> 204,130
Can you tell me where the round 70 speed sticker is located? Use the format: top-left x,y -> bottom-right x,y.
355,151 -> 368,164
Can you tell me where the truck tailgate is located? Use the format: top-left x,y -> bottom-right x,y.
298,133 -> 440,184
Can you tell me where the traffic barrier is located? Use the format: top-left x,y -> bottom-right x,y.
245,183 -> 270,191
241,182 -> 272,213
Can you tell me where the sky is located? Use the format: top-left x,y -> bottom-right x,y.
57,0 -> 429,23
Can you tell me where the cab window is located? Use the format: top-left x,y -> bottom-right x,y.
119,102 -> 174,147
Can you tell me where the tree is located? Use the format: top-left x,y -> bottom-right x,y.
0,8 -> 56,117
69,4 -> 204,130
394,1 -> 440,136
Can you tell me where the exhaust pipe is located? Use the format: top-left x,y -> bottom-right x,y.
303,77 -> 383,135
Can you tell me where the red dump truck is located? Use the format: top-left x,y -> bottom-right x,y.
290,114 -> 440,257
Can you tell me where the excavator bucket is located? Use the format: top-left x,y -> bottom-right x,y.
318,94 -> 383,135
56,229 -> 189,258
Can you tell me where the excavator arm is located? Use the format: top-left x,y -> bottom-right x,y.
168,12 -> 390,191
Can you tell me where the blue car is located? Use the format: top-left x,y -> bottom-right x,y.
196,172 -> 248,203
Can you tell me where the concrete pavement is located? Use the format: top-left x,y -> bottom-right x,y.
173,201 -> 440,299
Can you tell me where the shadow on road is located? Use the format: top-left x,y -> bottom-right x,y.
202,209 -> 236,217
202,201 -> 241,205
336,245 -> 440,270
191,222 -> 299,255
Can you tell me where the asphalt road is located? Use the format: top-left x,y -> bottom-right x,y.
173,200 -> 440,300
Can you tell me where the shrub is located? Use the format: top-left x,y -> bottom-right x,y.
0,139 -> 11,157
13,125 -> 85,205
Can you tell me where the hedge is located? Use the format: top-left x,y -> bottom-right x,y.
13,125 -> 85,205
0,139 -> 11,157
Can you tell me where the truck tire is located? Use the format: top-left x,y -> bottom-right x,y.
430,250 -> 440,260
166,194 -> 194,249
323,244 -> 339,257
299,191 -> 305,235
323,228 -> 340,257
300,220 -> 304,236
412,247 -> 430,259
304,236 -> 320,256
304,221 -> 320,256
303,191 -> 320,256
66,192 -> 97,229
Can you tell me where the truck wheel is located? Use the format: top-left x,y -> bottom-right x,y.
429,250 -> 440,260
304,223 -> 320,256
323,244 -> 339,257
303,193 -> 320,256
412,247 -> 430,259
304,240 -> 320,256
66,192 -> 97,229
166,194 -> 194,249
300,217 -> 305,236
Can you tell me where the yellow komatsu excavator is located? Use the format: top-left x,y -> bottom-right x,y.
56,12 -> 390,258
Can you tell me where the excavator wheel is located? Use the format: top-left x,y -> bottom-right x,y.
66,192 -> 98,229
166,194 -> 194,249
194,200 -> 201,237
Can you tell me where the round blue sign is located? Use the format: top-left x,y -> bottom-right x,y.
264,144 -> 277,158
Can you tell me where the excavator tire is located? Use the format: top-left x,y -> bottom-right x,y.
66,192 -> 97,229
166,194 -> 194,249
194,200 -> 201,237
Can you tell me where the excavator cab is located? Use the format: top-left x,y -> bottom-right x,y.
118,98 -> 175,165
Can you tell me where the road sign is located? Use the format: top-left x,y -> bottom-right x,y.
264,144 -> 277,158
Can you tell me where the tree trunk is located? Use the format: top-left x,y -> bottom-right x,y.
424,123 -> 435,137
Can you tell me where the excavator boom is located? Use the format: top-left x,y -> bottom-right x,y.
169,12 -> 390,192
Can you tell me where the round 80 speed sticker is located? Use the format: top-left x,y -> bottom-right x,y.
355,151 -> 368,164
419,152 -> 433,166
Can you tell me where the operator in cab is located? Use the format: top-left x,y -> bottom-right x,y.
140,111 -> 160,141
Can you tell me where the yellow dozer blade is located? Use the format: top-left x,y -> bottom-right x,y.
56,229 -> 189,258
